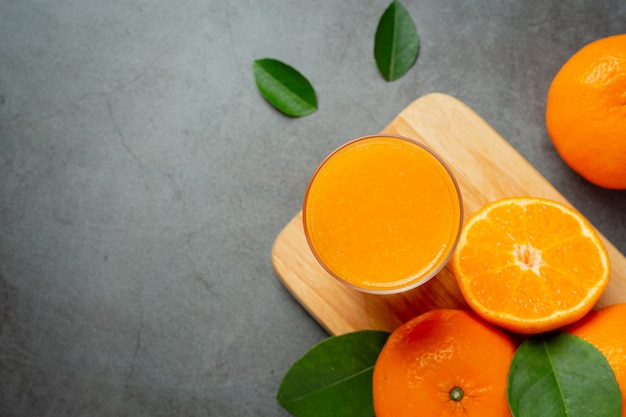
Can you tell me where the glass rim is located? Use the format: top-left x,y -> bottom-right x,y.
302,133 -> 464,295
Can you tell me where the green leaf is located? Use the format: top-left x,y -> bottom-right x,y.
507,332 -> 621,417
277,330 -> 390,417
252,58 -> 317,117
374,0 -> 420,81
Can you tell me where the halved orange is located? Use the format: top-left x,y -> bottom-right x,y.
452,197 -> 610,334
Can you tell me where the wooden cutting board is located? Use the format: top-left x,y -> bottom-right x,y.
271,93 -> 626,336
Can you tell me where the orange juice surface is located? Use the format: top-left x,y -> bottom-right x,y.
303,135 -> 462,293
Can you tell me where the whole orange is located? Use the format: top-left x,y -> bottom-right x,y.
564,303 -> 626,416
545,33 -> 626,189
372,309 -> 516,417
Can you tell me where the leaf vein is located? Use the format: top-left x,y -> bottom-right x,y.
282,366 -> 374,405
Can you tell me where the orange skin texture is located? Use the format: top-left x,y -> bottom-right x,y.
546,34 -> 626,189
373,309 -> 516,417
564,303 -> 626,416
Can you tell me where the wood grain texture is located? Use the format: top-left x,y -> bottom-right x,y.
271,93 -> 626,336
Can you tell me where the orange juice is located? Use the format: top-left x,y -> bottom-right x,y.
303,135 -> 462,294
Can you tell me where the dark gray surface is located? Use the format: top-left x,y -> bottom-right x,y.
1,1 -> 625,416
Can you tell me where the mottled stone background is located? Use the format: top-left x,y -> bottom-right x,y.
1,1 -> 625,416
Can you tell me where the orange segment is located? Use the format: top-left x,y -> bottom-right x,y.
452,197 -> 610,334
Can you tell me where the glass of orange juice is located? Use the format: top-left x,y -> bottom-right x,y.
303,134 -> 463,294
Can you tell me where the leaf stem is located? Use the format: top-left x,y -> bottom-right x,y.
449,386 -> 464,402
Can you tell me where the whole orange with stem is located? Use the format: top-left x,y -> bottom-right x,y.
545,33 -> 626,189
372,309 -> 516,417
564,303 -> 626,416
452,197 -> 610,334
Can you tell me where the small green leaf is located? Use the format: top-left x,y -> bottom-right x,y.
253,58 -> 317,117
277,330 -> 389,417
374,0 -> 420,81
507,332 -> 621,417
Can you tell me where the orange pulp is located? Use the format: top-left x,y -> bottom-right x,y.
303,135 -> 462,293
